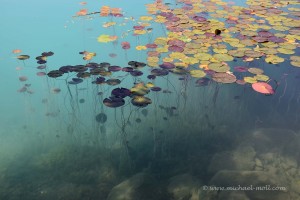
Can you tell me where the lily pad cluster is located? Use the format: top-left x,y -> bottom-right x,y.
47,60 -> 156,108
16,0 -> 300,102
139,0 -> 300,92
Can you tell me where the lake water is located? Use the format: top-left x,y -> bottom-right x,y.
0,0 -> 300,199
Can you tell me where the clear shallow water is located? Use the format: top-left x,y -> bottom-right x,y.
1,0 -> 300,199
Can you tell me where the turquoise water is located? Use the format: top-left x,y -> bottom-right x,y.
1,0 -> 300,199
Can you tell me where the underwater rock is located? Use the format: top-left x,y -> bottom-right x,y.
279,156 -> 298,170
107,173 -> 162,200
42,182 -> 107,200
218,191 -> 250,200
290,179 -> 300,195
249,128 -> 297,154
210,170 -> 281,186
201,188 -> 250,200
258,152 -> 276,165
258,153 -> 298,174
255,158 -> 263,168
254,158 -> 264,171
208,145 -> 256,175
97,164 -> 118,184
167,173 -> 202,200
255,152 -> 300,199
209,170 -> 289,200
282,134 -> 300,163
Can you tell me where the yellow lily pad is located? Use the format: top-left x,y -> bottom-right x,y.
248,67 -> 264,75
291,61 -> 300,67
265,55 -> 284,64
208,62 -> 230,72
213,48 -> 228,54
194,53 -> 212,60
190,70 -> 206,78
254,74 -> 270,81
290,56 -> 300,62
213,54 -> 234,62
140,16 -> 153,21
277,48 -> 295,55
136,45 -> 147,50
244,76 -> 257,84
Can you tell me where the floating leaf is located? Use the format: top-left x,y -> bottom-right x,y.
136,45 -> 147,50
265,55 -> 284,64
252,82 -> 274,95
190,70 -> 206,78
277,48 -> 295,55
17,55 -> 30,60
291,61 -> 300,67
254,74 -> 269,82
248,68 -> 264,75
244,76 -> 257,84
208,62 -> 230,72
212,73 -> 236,83
97,35 -> 117,43
213,54 -> 234,62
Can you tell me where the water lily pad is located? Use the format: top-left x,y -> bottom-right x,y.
213,54 -> 234,62
254,74 -> 269,82
190,70 -> 206,78
212,73 -> 236,83
248,67 -> 264,75
265,55 -> 284,64
244,76 -> 257,84
208,63 -> 230,72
